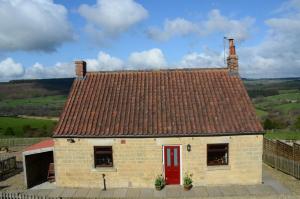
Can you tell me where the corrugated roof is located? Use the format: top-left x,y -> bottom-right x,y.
53,68 -> 263,137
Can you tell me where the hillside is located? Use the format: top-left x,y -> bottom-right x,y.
0,77 -> 299,138
0,78 -> 73,116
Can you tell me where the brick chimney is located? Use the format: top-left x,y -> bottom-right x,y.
227,39 -> 239,73
75,60 -> 86,78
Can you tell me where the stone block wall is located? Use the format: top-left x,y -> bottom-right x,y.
54,135 -> 262,188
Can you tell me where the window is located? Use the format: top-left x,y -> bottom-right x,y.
207,144 -> 228,166
94,146 -> 113,167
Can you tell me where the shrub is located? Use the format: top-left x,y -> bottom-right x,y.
154,175 -> 165,188
263,118 -> 287,130
263,118 -> 274,130
183,172 -> 193,186
4,127 -> 15,136
293,116 -> 300,129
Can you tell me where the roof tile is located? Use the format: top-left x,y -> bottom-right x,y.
53,68 -> 263,137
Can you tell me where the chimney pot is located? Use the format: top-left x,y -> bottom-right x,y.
227,39 -> 238,73
75,60 -> 86,78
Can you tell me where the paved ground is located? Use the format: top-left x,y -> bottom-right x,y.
22,184 -> 295,199
1,164 -> 300,198
263,164 -> 300,195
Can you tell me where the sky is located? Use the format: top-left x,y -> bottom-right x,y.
0,0 -> 300,81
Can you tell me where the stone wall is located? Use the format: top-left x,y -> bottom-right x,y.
54,135 -> 263,188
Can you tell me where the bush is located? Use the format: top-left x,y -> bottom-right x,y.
293,116 -> 300,129
183,172 -> 193,186
263,117 -> 288,130
4,127 -> 15,136
263,118 -> 274,130
154,175 -> 165,188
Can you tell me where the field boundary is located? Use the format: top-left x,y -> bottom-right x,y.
263,137 -> 300,179
0,137 -> 50,147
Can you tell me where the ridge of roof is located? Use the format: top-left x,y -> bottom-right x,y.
85,67 -> 229,75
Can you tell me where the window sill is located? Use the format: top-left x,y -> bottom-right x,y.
91,167 -> 117,172
206,165 -> 231,171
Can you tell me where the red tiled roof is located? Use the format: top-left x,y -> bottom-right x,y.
24,139 -> 54,152
53,68 -> 263,137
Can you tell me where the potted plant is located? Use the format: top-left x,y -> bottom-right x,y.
154,175 -> 165,190
183,172 -> 193,190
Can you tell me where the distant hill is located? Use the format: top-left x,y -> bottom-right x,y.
0,78 -> 73,116
0,77 -> 299,119
0,78 -> 73,99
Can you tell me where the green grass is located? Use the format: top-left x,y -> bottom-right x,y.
0,116 -> 57,137
264,130 -> 300,140
0,95 -> 67,108
278,89 -> 300,94
273,103 -> 300,113
254,90 -> 300,114
265,92 -> 300,101
255,108 -> 268,118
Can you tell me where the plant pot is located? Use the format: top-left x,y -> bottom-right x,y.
184,184 -> 193,191
155,185 -> 163,191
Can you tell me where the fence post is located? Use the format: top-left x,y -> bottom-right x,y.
275,140 -> 278,170
293,142 -> 295,178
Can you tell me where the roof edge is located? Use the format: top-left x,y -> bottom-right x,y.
52,131 -> 264,139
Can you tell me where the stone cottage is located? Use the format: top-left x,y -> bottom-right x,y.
53,39 -> 263,188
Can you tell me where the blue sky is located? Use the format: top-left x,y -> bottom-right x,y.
0,0 -> 300,81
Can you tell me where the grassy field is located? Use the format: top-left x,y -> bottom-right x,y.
0,116 -> 57,138
255,108 -> 268,118
0,95 -> 66,108
0,95 -> 67,116
264,130 -> 300,140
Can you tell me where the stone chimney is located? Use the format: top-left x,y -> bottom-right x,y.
75,60 -> 86,78
227,39 -> 238,73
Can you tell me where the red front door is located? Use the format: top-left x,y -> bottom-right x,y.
164,145 -> 180,185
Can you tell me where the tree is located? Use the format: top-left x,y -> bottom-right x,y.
263,118 -> 274,130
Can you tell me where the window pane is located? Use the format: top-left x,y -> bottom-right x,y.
94,146 -> 113,167
167,148 -> 171,166
207,144 -> 228,166
174,148 -> 178,166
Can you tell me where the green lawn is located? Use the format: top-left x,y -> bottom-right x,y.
264,130 -> 300,140
0,116 -> 57,137
0,95 -> 67,108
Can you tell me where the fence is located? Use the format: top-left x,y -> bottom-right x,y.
0,137 -> 49,148
0,192 -> 61,199
0,155 -> 17,179
263,138 -> 300,179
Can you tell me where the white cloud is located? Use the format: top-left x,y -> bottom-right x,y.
238,0 -> 300,78
147,9 -> 254,42
86,51 -> 124,71
0,48 -> 166,81
0,0 -> 73,52
179,48 -> 224,68
0,58 -> 24,79
23,62 -> 74,79
79,0 -> 148,44
203,10 -> 254,41
128,48 -> 166,69
147,18 -> 200,42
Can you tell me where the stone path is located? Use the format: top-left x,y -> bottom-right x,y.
1,164 -> 300,198
11,169 -> 295,199
13,183 -> 296,199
